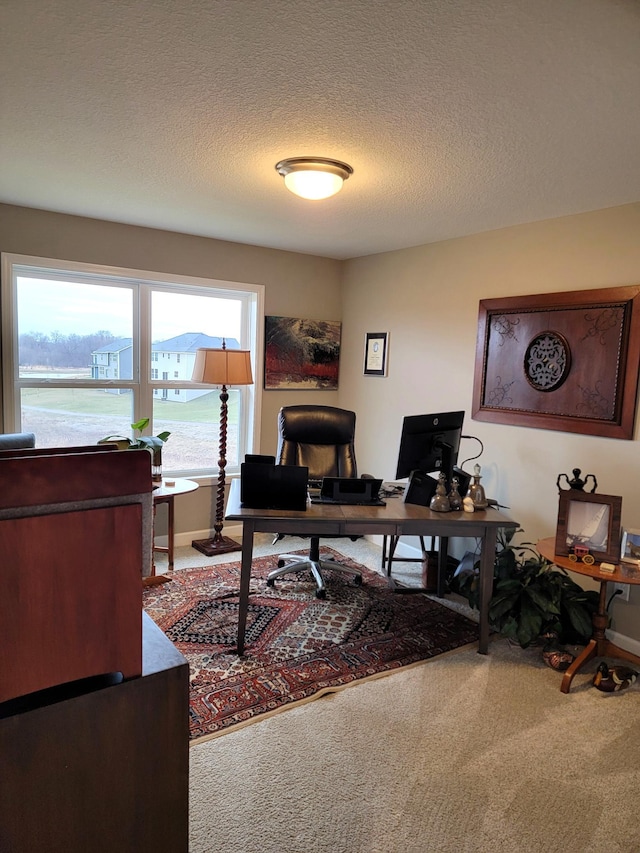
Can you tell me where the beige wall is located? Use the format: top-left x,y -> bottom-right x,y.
338,202 -> 640,642
2,201 -> 640,643
0,203 -> 343,536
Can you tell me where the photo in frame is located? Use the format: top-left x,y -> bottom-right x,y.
264,316 -> 341,390
620,527 -> 640,567
555,490 -> 622,565
363,332 -> 388,376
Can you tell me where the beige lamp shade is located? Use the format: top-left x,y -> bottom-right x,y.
191,348 -> 253,386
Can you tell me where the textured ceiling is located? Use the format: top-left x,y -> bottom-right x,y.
1,0 -> 639,259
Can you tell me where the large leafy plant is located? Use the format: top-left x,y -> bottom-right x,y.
452,528 -> 598,648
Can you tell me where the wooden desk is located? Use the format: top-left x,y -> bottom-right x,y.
226,480 -> 518,655
151,477 -> 199,577
538,537 -> 640,693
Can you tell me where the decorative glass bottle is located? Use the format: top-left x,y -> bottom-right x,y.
466,463 -> 488,509
448,476 -> 462,511
429,471 -> 451,512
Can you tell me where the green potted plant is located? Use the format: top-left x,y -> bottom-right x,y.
99,417 -> 171,481
452,528 -> 599,650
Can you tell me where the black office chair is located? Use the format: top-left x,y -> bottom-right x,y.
266,405 -> 363,599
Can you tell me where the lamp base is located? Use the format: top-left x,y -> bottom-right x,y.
191,536 -> 242,557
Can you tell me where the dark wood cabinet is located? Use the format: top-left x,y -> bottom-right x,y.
0,614 -> 189,853
0,448 -> 154,703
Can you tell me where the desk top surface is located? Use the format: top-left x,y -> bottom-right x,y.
226,479 -> 518,531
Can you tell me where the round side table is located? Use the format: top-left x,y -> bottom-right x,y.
538,537 -> 640,693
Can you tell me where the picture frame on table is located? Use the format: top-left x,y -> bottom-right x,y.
555,490 -> 622,565
620,527 -> 640,567
363,332 -> 388,376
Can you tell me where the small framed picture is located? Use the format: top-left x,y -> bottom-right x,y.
363,332 -> 388,376
620,527 -> 640,567
555,490 -> 622,565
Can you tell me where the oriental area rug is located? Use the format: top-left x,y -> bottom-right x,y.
142,550 -> 479,743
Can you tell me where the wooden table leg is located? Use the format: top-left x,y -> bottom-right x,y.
477,526 -> 496,654
151,499 -> 158,577
381,535 -> 390,572
236,521 -> 255,656
146,495 -> 174,587
437,536 -> 448,598
166,494 -> 175,570
561,579 -> 640,692
561,639 -> 597,693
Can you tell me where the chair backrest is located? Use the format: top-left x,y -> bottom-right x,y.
276,405 -> 357,480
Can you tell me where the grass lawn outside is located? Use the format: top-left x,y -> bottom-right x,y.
19,386 -> 242,471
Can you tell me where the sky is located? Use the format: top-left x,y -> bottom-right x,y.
17,278 -> 242,341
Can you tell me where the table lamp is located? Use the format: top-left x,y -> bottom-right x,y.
191,342 -> 253,556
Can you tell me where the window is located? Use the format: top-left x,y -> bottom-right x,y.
1,254 -> 264,479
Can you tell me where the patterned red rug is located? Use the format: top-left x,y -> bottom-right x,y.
142,550 -> 479,743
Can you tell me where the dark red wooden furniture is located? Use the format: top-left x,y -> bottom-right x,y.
0,447 -> 153,702
0,447 -> 189,851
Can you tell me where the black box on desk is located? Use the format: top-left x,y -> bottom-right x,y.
240,462 -> 308,511
403,471 -> 438,507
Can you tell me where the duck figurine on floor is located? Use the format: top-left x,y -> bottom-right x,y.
593,662 -> 638,692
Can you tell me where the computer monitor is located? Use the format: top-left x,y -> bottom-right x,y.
395,411 -> 465,482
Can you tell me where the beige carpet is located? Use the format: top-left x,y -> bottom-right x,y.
165,538 -> 640,853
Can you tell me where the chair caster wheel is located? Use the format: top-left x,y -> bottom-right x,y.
316,589 -> 327,599
354,575 -> 363,586
266,578 -> 275,587
277,559 -> 285,568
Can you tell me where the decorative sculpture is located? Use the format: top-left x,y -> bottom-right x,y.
556,468 -> 597,493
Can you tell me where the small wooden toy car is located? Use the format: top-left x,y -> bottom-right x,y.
568,544 -> 595,565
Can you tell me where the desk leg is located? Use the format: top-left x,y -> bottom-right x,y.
477,526 -> 496,654
381,535 -> 389,573
437,537 -> 448,598
236,520 -> 255,656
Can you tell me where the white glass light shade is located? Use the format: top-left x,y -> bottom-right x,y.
284,170 -> 343,200
276,157 -> 353,200
191,348 -> 253,386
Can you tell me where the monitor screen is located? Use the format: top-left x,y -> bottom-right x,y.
395,411 -> 465,481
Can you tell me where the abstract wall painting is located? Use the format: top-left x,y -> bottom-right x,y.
264,316 -> 341,390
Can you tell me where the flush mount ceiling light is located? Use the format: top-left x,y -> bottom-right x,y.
275,157 -> 353,200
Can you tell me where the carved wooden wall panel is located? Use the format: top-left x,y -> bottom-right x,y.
472,285 -> 640,438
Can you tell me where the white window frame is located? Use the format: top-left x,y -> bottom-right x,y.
1,253 -> 265,480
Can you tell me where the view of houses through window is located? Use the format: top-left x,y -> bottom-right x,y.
1,256 -> 262,477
